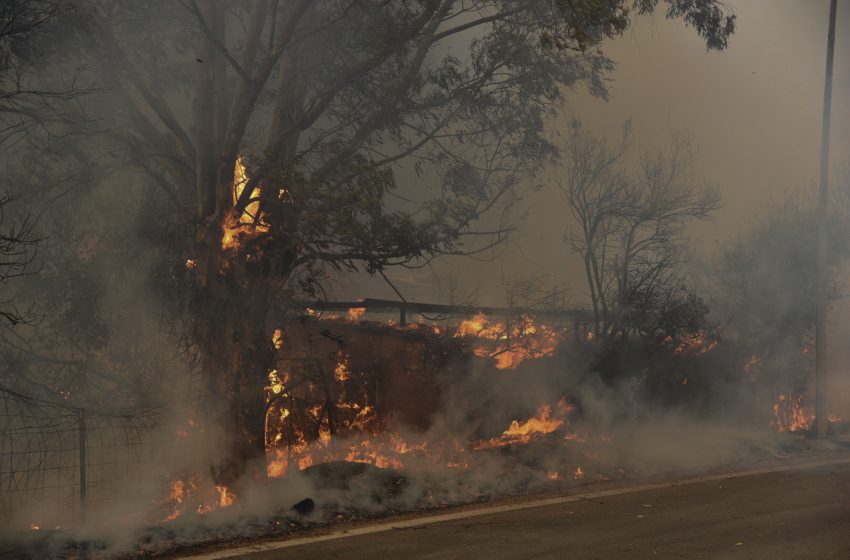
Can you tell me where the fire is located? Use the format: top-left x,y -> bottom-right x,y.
272,328 -> 284,350
160,478 -> 236,521
267,369 -> 285,394
264,312 -> 579,475
266,430 -> 441,477
772,393 -> 814,433
162,479 -> 188,522
319,424 -> 332,444
672,330 -> 717,356
215,486 -> 234,508
267,454 -> 287,478
455,312 -> 561,369
161,475 -> 237,521
347,405 -> 376,431
345,440 -> 404,470
145,305 -> 844,533
475,399 -> 574,449
503,404 -> 564,437
170,479 -> 186,504
457,313 -> 495,338
334,353 -> 351,382
262,343 -> 483,477
221,156 -> 270,251
347,307 -> 366,321
162,318 -> 582,528
303,309 -> 560,370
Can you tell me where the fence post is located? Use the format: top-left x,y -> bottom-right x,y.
78,408 -> 87,522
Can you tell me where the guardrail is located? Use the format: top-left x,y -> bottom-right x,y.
300,298 -> 593,326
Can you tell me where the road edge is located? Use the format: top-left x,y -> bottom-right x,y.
176,455 -> 850,560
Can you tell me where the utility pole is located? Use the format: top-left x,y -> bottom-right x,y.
816,0 -> 838,437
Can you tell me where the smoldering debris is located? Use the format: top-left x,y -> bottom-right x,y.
5,431 -> 844,560
4,317 -> 850,559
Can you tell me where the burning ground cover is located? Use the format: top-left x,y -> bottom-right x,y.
3,312 -> 848,559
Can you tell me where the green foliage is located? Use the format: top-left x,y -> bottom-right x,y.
547,0 -> 736,52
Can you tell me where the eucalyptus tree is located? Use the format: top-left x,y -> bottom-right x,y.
52,0 -> 735,485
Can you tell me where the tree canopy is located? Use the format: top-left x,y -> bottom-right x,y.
1,0 -> 735,483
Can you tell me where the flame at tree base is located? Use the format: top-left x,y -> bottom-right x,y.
772,393 -> 814,433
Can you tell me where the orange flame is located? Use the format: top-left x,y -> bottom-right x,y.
334,353 -> 351,382
272,329 -> 284,350
772,393 -> 814,433
215,486 -> 234,508
475,399 -> 573,449
347,307 -> 366,321
221,157 -> 270,251
456,313 -> 561,369
673,330 -> 717,356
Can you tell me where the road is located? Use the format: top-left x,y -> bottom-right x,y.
189,459 -> 850,560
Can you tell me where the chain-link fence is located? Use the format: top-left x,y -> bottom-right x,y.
0,386 -> 162,530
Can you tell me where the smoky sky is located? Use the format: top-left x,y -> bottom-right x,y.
341,1 -> 850,307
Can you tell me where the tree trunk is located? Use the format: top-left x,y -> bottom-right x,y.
192,222 -> 279,487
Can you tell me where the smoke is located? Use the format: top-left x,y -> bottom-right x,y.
4,321 -> 843,560
5,2 -> 850,558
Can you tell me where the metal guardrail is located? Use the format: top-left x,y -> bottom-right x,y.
301,298 -> 593,325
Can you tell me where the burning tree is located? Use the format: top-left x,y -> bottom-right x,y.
29,0 -> 738,486
559,121 -> 719,346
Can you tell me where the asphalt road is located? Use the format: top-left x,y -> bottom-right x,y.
193,460 -> 850,560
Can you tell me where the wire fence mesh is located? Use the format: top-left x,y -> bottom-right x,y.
0,386 -> 163,530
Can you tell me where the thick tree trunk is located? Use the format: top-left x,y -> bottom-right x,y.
186,0 -> 305,486
192,223 -> 279,487
200,315 -> 270,487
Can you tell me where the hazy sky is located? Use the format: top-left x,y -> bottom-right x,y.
347,1 -> 850,307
